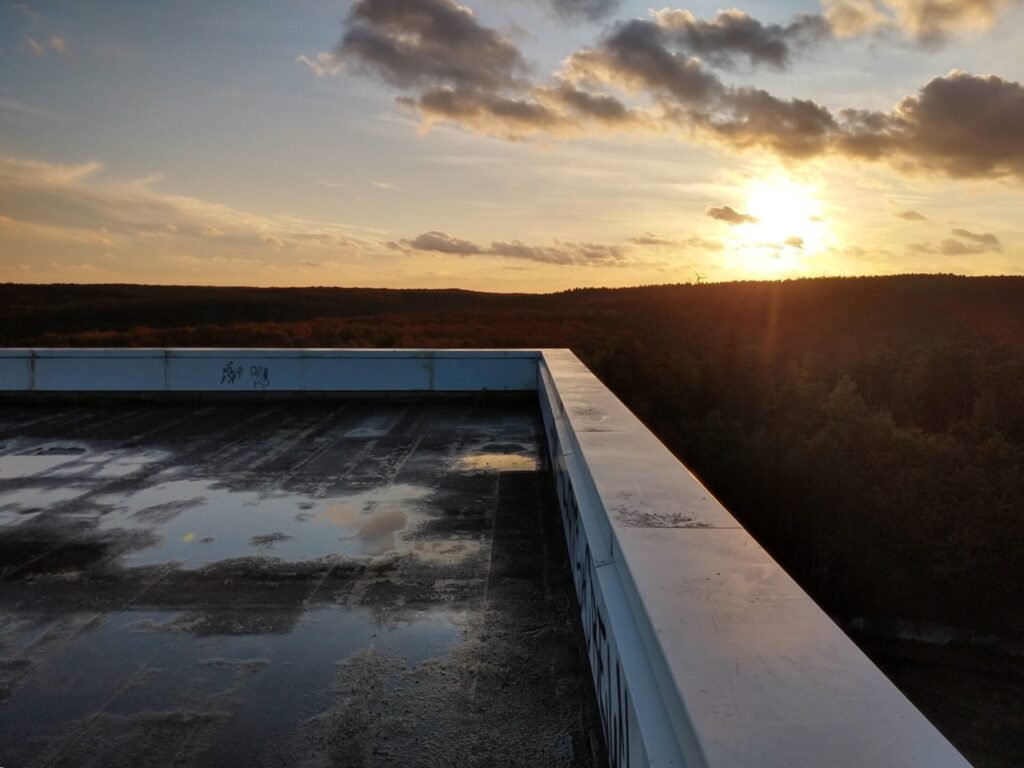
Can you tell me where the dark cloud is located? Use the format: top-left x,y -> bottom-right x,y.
889,71 -> 1024,178
402,81 -> 655,138
329,2 -> 1024,183
653,9 -> 830,70
706,205 -> 758,225
895,209 -> 927,220
336,0 -> 528,91
539,82 -> 639,126
837,71 -> 1024,179
708,87 -> 838,158
401,88 -> 566,138
547,0 -> 620,22
784,235 -> 805,248
402,230 -> 484,255
565,20 -> 724,104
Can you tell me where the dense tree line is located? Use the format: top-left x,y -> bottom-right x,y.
3,275 -> 1022,636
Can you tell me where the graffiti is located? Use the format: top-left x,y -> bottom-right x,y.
552,435 -> 632,768
250,365 -> 270,389
220,361 -> 271,389
220,361 -> 244,385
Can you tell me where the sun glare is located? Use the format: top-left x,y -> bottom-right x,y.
724,176 -> 832,279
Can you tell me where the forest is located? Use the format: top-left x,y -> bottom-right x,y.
3,275 -> 1023,639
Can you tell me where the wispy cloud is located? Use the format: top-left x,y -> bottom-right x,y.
296,52 -> 341,78
22,34 -> 68,58
0,155 -> 378,266
0,97 -> 58,120
24,36 -> 47,57
895,209 -> 927,220
394,230 -> 634,265
908,227 -> 1003,256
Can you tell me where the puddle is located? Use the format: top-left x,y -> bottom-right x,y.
0,485 -> 92,526
0,443 -> 167,481
455,453 -> 539,472
49,449 -> 169,479
0,606 -> 462,766
0,453 -> 84,480
342,412 -> 401,438
93,479 -> 443,567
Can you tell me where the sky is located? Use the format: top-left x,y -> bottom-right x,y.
0,0 -> 1022,290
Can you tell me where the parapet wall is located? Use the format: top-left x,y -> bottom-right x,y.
0,347 -> 971,768
0,348 -> 537,393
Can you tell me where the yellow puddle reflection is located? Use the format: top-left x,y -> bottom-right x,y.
455,454 -> 538,472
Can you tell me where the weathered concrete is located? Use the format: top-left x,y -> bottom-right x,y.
0,401 -> 605,767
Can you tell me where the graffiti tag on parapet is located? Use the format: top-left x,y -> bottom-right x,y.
220,361 -> 244,385
250,365 -> 270,389
220,361 -> 271,389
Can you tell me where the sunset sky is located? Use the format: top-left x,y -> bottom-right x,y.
1,0 -> 1022,289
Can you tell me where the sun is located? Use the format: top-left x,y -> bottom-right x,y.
723,175 -> 832,279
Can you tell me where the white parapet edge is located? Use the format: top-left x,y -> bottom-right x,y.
0,347 -> 972,768
0,348 -> 539,392
537,349 -> 971,768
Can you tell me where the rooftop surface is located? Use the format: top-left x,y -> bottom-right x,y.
0,399 -> 605,767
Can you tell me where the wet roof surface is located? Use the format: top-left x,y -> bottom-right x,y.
0,400 -> 604,768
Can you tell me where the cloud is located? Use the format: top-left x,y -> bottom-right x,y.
491,239 -> 627,264
547,0 -> 620,21
784,235 -> 805,248
908,227 -> 1003,255
628,233 -> 725,250
838,70 -> 1024,179
332,0 -> 528,91
627,233 -> 676,246
895,209 -> 927,220
398,230 -> 631,264
651,9 -> 829,70
0,97 -> 58,120
13,3 -> 42,23
822,0 -> 893,36
706,205 -> 758,225
823,0 -> 1023,42
563,21 -> 724,104
22,34 -> 67,58
24,36 -> 47,57
951,227 -> 1002,250
0,154 -> 374,263
296,52 -> 341,78
402,230 -> 484,255
400,88 -> 568,139
326,2 -> 1023,183
706,87 -> 839,159
398,80 -> 661,139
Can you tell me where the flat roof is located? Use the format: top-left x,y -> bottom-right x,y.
0,400 -> 605,767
